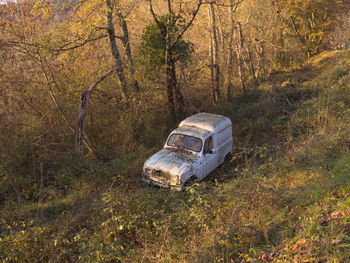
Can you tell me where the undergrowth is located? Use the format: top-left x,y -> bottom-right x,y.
1,50 -> 350,262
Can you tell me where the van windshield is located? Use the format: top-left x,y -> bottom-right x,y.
167,134 -> 202,152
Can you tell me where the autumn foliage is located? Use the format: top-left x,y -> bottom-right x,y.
0,0 -> 350,262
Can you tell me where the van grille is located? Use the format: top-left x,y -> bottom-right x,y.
144,168 -> 179,185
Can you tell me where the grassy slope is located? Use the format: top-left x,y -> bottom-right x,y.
1,50 -> 350,263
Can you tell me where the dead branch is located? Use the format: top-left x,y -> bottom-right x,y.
76,68 -> 116,157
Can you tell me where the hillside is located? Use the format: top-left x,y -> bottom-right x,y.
1,50 -> 349,262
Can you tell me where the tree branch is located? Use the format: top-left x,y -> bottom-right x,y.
149,0 -> 162,29
55,34 -> 108,52
9,34 -> 108,53
203,0 -> 244,8
172,0 -> 203,47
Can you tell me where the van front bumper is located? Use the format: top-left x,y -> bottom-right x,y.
141,176 -> 182,191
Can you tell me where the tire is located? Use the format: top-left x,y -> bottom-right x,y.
224,152 -> 232,163
184,176 -> 198,187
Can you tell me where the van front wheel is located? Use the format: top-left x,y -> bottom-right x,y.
184,176 -> 199,188
224,153 -> 232,163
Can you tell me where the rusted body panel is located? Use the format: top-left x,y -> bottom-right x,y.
142,113 -> 233,190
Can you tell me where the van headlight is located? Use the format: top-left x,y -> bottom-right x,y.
142,167 -> 151,177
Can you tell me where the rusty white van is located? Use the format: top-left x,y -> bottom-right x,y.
142,113 -> 233,190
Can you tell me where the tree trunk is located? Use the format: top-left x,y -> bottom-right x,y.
165,49 -> 177,122
164,0 -> 177,122
171,59 -> 184,111
208,1 -> 220,102
225,0 -> 235,102
247,46 -> 258,85
180,65 -> 190,92
118,15 -> 140,92
0,163 -> 24,204
209,33 -> 215,100
236,21 -> 246,94
253,41 -> 265,78
106,0 -> 128,98
76,90 -> 92,157
164,9 -> 177,123
215,3 -> 226,68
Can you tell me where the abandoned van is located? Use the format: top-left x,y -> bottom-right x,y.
142,113 -> 233,190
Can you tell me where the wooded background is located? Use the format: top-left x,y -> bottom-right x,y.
1,1 -> 350,262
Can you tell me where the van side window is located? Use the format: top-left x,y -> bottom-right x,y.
204,136 -> 213,154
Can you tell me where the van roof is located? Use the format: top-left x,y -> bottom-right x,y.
172,125 -> 211,139
179,113 -> 232,133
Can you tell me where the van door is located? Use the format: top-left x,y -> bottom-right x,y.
202,136 -> 217,179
